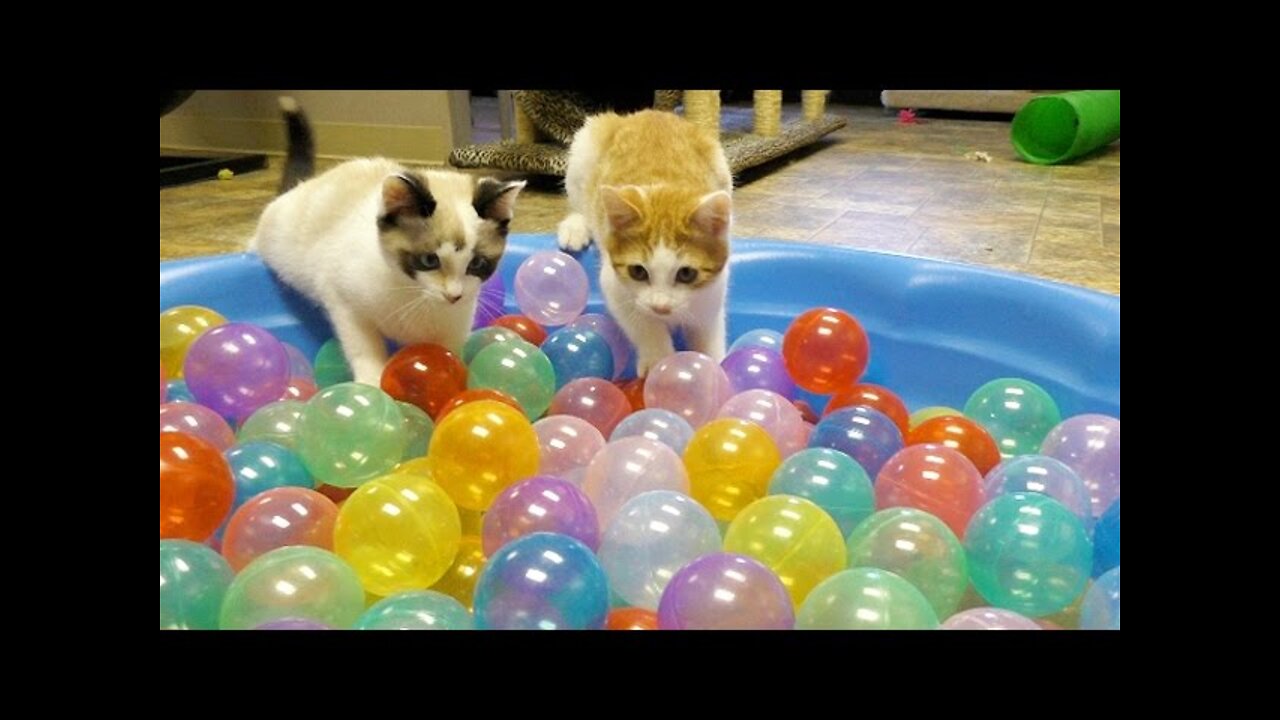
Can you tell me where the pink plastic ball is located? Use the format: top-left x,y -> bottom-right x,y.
1040,414 -> 1120,518
547,378 -> 632,437
221,487 -> 340,572
875,444 -> 985,538
942,607 -> 1042,630
514,250 -> 589,326
716,389 -> 808,457
160,402 -> 237,451
482,475 -> 600,555
643,351 -> 733,428
532,415 -> 607,485
582,437 -> 689,528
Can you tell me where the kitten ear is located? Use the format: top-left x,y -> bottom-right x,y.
474,178 -> 526,223
689,191 -> 732,238
601,185 -> 645,232
379,174 -> 436,228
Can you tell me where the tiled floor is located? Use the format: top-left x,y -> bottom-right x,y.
160,103 -> 1119,295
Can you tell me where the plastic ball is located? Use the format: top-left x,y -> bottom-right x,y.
965,492 -> 1093,617
160,539 -> 234,630
219,546 -> 365,629
183,323 -> 291,423
721,347 -> 797,399
160,305 -> 227,379
964,378 -> 1062,458
297,382 -> 408,488
380,344 -> 468,420
282,342 -> 315,381
334,471 -> 461,596
643,351 -> 733,428
532,414 -> 606,484
160,432 -> 234,541
514,250 -> 589,325
473,272 -> 506,330
908,414 -> 1001,475
254,618 -> 331,630
942,607 -> 1041,630
825,383 -> 910,437
606,608 -> 659,630
482,476 -> 599,555
875,444 -> 984,537
566,313 -> 631,380
473,533 -> 609,630
796,568 -> 939,630
716,389 -> 808,457
610,408 -> 695,454
542,327 -> 614,389
909,406 -> 963,430
583,437 -> 689,528
683,418 -> 782,521
160,401 -> 236,451
281,377 -> 318,401
657,553 -> 794,630
427,399 -> 540,511
222,487 -> 339,571
599,491 -> 722,610
723,495 -> 846,605
355,590 -> 474,630
313,338 -> 354,388
984,454 -> 1092,523
782,307 -> 870,394
436,388 -> 523,424
165,379 -> 196,404
237,399 -> 306,451
1093,499 -> 1120,577
768,448 -> 874,537
1080,566 -> 1120,630
463,326 -> 522,364
491,314 -> 547,345
160,362 -> 167,403
548,377 -> 632,436
1040,414 -> 1120,518
431,535 -> 486,609
223,439 -> 314,526
729,328 -> 784,354
617,377 -> 646,411
397,401 -> 435,458
467,339 -> 556,419
845,507 -> 967,618
809,405 -> 905,479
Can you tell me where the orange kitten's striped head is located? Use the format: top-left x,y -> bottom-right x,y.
601,184 -> 731,318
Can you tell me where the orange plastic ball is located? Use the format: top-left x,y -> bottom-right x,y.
826,383 -> 910,437
160,432 -> 234,541
380,344 -> 468,420
436,388 -> 524,422
492,315 -> 548,346
606,608 -> 660,630
782,308 -> 870,395
907,415 -> 1002,475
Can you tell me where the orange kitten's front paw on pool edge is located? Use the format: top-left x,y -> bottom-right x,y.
557,213 -> 592,252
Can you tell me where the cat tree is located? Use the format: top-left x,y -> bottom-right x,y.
449,90 -> 846,177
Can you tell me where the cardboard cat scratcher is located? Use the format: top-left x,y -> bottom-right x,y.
449,91 -> 846,177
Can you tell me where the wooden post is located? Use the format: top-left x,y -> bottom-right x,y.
802,90 -> 829,120
515,101 -> 539,143
754,90 -> 783,136
683,90 -> 721,135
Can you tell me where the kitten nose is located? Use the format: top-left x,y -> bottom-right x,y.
447,293 -> 463,304
649,303 -> 673,316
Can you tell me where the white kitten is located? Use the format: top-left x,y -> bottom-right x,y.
558,110 -> 732,376
251,98 -> 524,385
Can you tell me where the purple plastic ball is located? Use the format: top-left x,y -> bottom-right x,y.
482,476 -> 601,556
808,405 -> 905,479
183,323 -> 291,423
657,553 -> 795,630
1040,414 -> 1120,518
721,347 -> 797,400
473,272 -> 507,330
254,618 -> 332,630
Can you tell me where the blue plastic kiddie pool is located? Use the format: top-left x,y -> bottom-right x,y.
159,235 -> 1120,417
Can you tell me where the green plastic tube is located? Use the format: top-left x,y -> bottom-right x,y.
1011,90 -> 1120,165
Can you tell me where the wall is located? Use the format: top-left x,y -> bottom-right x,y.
159,90 -> 472,164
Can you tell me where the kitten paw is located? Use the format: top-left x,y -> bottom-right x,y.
557,214 -> 592,252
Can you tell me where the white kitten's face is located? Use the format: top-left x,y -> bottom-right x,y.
377,173 -> 523,304
613,246 -> 706,318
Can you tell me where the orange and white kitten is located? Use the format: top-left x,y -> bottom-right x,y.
557,110 -> 732,375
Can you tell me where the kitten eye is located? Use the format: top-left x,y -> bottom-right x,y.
467,256 -> 492,275
415,253 -> 441,271
675,267 -> 698,284
628,265 -> 649,282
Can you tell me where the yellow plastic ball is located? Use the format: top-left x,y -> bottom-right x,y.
431,535 -> 487,609
427,400 -> 539,511
159,305 -> 227,378
396,456 -> 433,477
334,471 -> 461,597
683,418 -> 782,521
908,406 -> 963,431
723,495 -> 847,606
